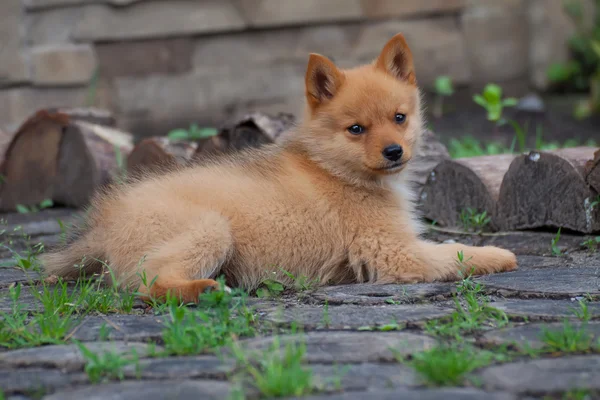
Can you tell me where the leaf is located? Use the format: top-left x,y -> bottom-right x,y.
189,128 -> 218,140
435,76 -> 454,96
15,204 -> 29,214
547,63 -> 574,83
483,84 -> 502,104
473,95 -> 487,108
591,40 -> 600,58
167,129 -> 190,140
39,199 -> 54,209
357,326 -> 374,331
502,98 -> 518,107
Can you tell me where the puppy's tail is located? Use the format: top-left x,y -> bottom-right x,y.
39,230 -> 105,280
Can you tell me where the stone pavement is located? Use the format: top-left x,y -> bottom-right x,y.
1,209 -> 600,399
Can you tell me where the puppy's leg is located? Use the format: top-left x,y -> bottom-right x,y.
136,211 -> 234,304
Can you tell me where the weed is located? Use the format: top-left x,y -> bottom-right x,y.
400,344 -> 498,387
229,335 -> 313,398
433,75 -> 454,118
76,341 -> 140,384
321,301 -> 330,328
447,136 -> 508,159
279,269 -> 320,292
162,281 -> 256,356
16,199 -> 53,214
551,228 -> 564,256
571,298 -> 592,322
168,124 -> 218,141
256,278 -> 285,298
459,208 -> 491,233
560,388 -> 595,400
540,319 -> 596,353
473,83 -> 518,123
357,321 -> 403,332
582,236 -> 600,252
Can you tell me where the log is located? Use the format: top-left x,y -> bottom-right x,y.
419,154 -> 516,230
411,129 -> 451,190
497,146 -> 600,233
586,149 -> 600,194
0,109 -> 134,212
45,107 -> 116,127
127,137 -> 199,173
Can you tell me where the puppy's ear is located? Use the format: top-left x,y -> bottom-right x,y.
375,33 -> 417,85
305,53 -> 344,111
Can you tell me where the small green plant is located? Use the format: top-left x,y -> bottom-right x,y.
582,236 -> 600,252
571,298 -> 592,322
459,208 -> 492,233
76,341 -> 140,384
168,124 -> 218,141
561,388 -> 595,400
540,319 -> 595,353
15,199 -> 53,214
551,228 -> 564,256
400,344 -> 497,387
433,75 -> 454,118
473,83 -> 518,123
447,136 -> 509,159
229,335 -> 314,398
256,278 -> 285,298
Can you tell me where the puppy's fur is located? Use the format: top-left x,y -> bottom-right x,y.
40,33 -> 517,303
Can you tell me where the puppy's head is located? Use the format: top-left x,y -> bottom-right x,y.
301,33 -> 424,181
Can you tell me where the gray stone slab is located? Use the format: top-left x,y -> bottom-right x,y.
311,283 -> 455,305
70,315 -> 165,342
311,363 -> 420,392
42,380 -> 232,400
492,299 -> 600,320
0,369 -> 87,395
0,288 -> 44,312
0,342 -> 160,372
264,304 -> 454,329
122,355 -> 234,379
476,267 -> 600,298
515,255 -> 568,270
241,331 -> 436,363
295,388 -> 516,400
480,355 -> 600,394
0,268 -> 40,288
480,321 -> 600,350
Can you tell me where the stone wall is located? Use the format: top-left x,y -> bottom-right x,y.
0,0 -> 588,136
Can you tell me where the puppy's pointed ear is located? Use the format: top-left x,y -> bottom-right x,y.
305,53 -> 344,110
375,33 -> 417,85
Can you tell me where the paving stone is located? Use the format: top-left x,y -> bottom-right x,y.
462,2 -> 529,82
311,363 -> 420,391
70,315 -> 165,342
237,0 -> 362,27
492,299 -> 600,320
30,44 -> 98,86
0,341 -> 160,372
122,355 -> 235,379
263,304 -> 454,329
481,321 -> 600,350
480,355 -> 600,394
0,286 -> 43,311
0,368 -> 87,395
296,388 -> 516,400
42,380 -> 233,400
311,283 -> 455,305
241,331 -> 436,363
361,0 -> 466,18
475,267 -> 600,298
0,268 -> 40,289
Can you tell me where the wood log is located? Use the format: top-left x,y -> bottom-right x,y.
127,137 -> 200,173
45,107 -> 116,127
497,146 -> 600,233
0,109 -> 133,212
586,149 -> 600,194
419,154 -> 516,230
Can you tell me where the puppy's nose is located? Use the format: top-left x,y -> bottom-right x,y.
382,144 -> 403,162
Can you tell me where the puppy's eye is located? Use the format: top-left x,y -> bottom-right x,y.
347,124 -> 365,135
395,113 -> 406,124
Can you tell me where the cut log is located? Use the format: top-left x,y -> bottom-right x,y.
0,109 -> 133,212
419,154 -> 517,230
410,129 -> 451,190
127,137 -> 199,173
497,147 -> 600,233
45,107 -> 116,127
586,149 -> 600,194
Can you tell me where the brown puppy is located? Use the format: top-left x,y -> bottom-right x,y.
40,33 -> 517,303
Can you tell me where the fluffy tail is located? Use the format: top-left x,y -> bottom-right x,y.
39,232 -> 105,280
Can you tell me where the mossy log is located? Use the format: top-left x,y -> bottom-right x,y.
0,109 -> 133,211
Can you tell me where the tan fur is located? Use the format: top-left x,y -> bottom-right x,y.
40,33 -> 517,303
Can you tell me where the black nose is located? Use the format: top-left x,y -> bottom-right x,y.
382,144 -> 403,162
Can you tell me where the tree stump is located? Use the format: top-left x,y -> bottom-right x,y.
214,112 -> 296,152
0,109 -> 134,212
419,154 -> 516,230
127,137 -> 199,173
497,147 -> 600,233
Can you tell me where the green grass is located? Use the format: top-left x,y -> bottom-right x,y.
76,341 -> 141,384
540,319 -> 597,353
582,236 -> 600,253
229,335 -> 314,398
551,228 -> 564,256
15,199 -> 54,214
459,208 -> 492,233
161,281 -> 256,356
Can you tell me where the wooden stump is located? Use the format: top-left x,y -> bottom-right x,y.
214,112 -> 296,152
0,109 -> 134,211
127,137 -> 199,173
419,154 -> 516,230
497,147 -> 600,233
586,149 -> 600,194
